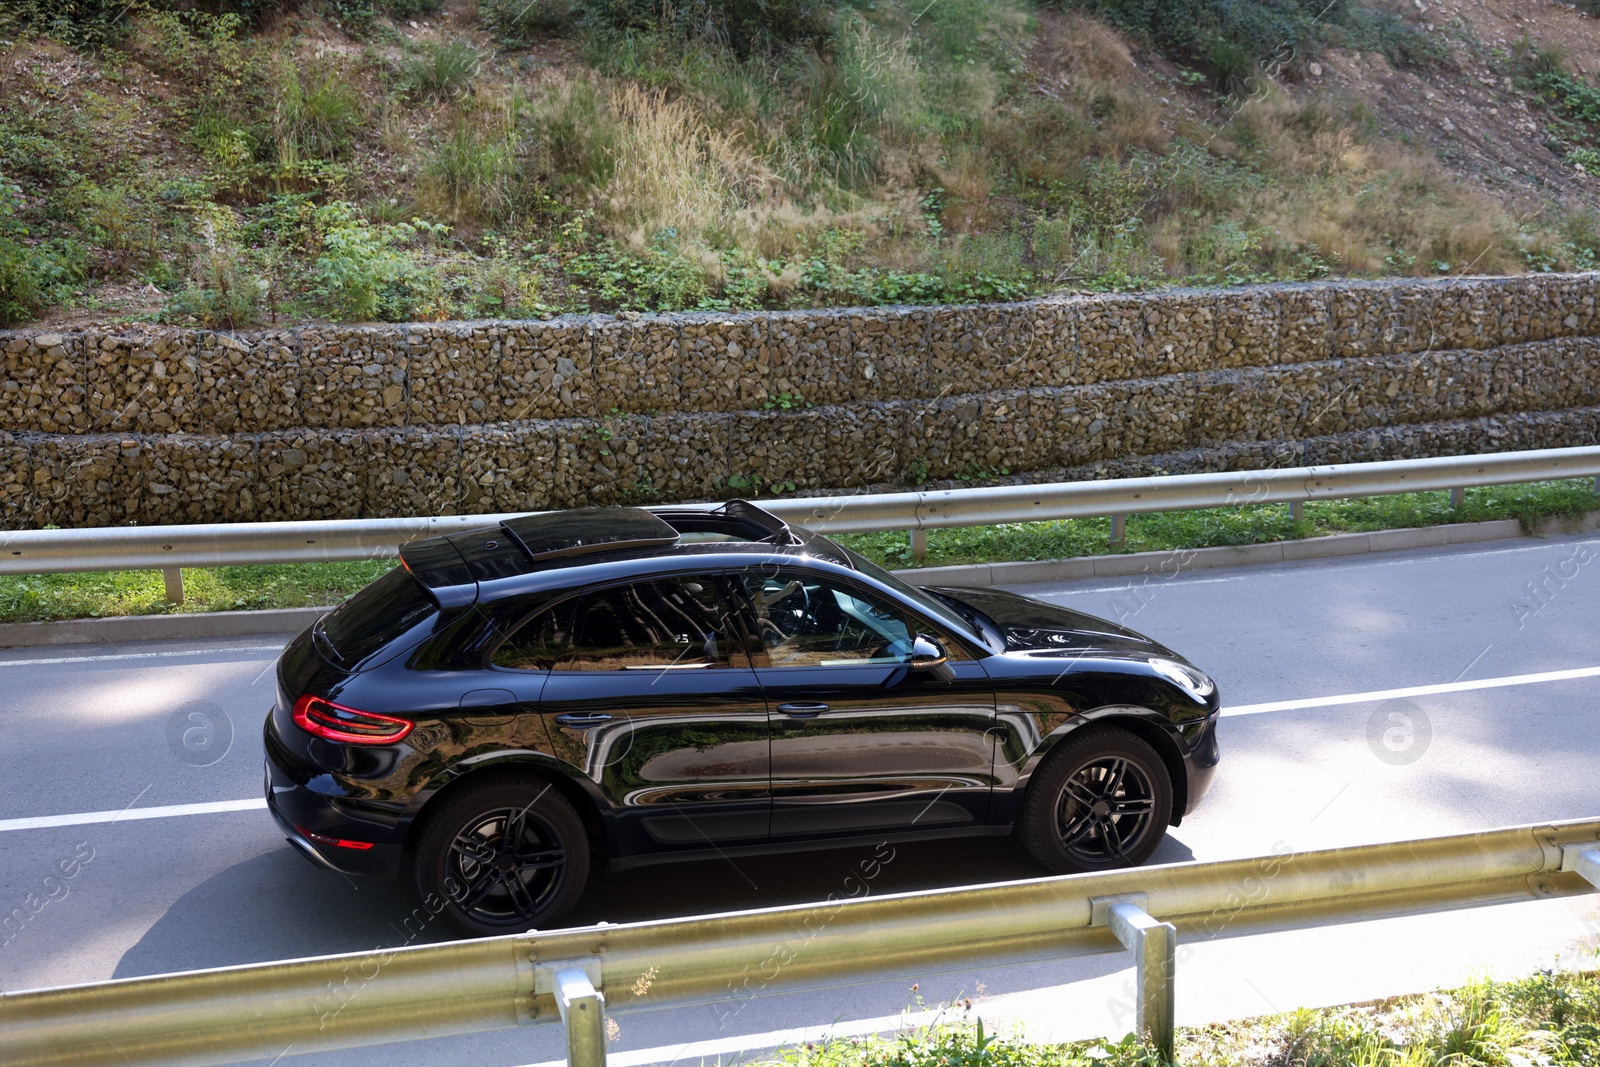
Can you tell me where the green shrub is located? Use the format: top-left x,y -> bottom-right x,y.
564,227 -> 712,310
0,178 -> 83,326
310,201 -> 447,321
210,0 -> 300,26
76,183 -> 167,279
382,0 -> 447,17
573,0 -> 831,57
163,251 -> 265,329
1340,4 -> 1452,69
480,0 -> 575,45
1053,0 -> 1345,82
0,0 -> 131,51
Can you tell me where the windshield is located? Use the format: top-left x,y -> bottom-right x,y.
832,542 -> 995,651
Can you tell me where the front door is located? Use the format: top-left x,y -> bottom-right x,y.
730,569 -> 998,840
495,574 -> 771,854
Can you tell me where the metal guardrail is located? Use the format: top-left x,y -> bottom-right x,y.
3,447 -> 1600,599
3,818 -> 1599,1067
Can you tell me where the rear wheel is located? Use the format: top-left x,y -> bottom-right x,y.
414,774 -> 590,936
1021,728 -> 1172,874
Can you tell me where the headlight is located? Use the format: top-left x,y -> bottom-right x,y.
1150,658 -> 1216,700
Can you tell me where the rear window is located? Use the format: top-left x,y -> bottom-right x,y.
316,567 -> 438,670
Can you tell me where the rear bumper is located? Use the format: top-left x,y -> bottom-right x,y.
263,720 -> 406,879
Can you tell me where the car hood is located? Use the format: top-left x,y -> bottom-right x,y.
928,586 -> 1171,657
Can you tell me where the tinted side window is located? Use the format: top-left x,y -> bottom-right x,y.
738,572 -> 913,668
492,599 -> 578,671
561,577 -> 734,671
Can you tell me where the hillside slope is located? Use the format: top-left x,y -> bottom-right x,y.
3,0 -> 1600,330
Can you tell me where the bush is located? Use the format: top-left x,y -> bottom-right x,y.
0,0 -> 131,51
573,0 -> 831,57
311,202 -> 447,321
163,251 -> 265,329
480,0 -> 574,45
0,179 -> 83,326
1053,0 -> 1346,81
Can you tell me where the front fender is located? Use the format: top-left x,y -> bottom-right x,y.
989,704 -> 1191,827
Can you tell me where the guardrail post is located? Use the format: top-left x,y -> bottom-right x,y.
1450,487 -> 1466,509
1289,501 -> 1304,523
1561,845 -> 1600,888
161,567 -> 184,604
910,528 -> 927,562
1109,514 -> 1127,548
1091,893 -> 1175,1062
554,967 -> 607,1067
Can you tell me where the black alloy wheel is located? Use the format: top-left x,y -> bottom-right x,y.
414,774 -> 590,936
1021,727 -> 1173,874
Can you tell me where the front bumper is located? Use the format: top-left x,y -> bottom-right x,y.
1181,706 -> 1222,817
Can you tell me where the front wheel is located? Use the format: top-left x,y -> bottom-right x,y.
1020,727 -> 1173,874
413,774 -> 590,936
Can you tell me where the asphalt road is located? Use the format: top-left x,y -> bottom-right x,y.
3,531 -> 1600,1065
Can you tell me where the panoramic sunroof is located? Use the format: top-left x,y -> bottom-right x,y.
498,508 -> 679,562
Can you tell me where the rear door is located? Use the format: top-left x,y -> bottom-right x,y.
512,574 -> 772,853
730,568 -> 998,840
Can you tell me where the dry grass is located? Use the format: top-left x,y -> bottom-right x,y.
1227,92 -> 1523,276
602,83 -> 771,247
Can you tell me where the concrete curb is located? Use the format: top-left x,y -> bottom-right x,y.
0,607 -> 327,650
3,512 -> 1597,649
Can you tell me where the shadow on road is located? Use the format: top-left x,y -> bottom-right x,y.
114,831 -> 1196,979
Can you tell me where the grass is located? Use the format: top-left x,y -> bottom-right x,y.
0,561 -> 396,625
754,970 -> 1600,1067
1,481 -> 1594,625
833,479 -> 1600,568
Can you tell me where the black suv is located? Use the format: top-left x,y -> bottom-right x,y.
264,501 -> 1220,935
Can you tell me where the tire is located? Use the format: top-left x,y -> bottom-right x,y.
1020,727 -> 1173,874
413,773 -> 590,936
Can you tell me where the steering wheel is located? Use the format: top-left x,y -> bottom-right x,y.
761,578 -> 808,613
757,579 -> 809,644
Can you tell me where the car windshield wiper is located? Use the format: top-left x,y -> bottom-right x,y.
926,590 -> 1004,653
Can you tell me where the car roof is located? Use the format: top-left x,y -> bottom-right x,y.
398,501 -> 852,609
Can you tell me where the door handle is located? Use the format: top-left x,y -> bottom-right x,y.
777,702 -> 829,719
554,713 -> 614,729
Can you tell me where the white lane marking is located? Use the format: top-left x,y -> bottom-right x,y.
7,664 -> 1599,834
513,1008 -> 952,1067
0,798 -> 266,833
1224,665 -> 1600,716
0,645 -> 283,667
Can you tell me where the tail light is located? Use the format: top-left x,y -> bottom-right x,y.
292,695 -> 414,745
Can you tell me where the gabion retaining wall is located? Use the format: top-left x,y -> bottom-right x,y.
2,274 -> 1598,529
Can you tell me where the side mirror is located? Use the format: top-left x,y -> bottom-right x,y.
910,634 -> 955,680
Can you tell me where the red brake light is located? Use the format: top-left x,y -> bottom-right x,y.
294,823 -> 376,850
292,695 -> 414,745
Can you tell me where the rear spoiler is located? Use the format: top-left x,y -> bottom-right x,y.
718,499 -> 799,544
397,537 -> 479,611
